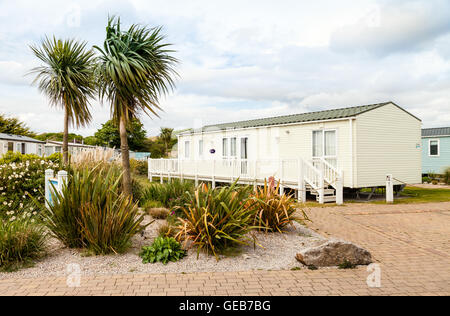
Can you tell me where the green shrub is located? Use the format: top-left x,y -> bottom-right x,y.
34,163 -> 145,254
141,179 -> 195,208
130,159 -> 148,176
0,158 -> 61,215
249,179 -> 308,233
131,178 -> 144,204
0,210 -> 46,271
142,200 -> 165,209
148,207 -> 169,219
175,182 -> 257,260
157,223 -> 176,238
0,151 -> 61,164
140,237 -> 186,264
444,167 -> 450,185
422,177 -> 431,184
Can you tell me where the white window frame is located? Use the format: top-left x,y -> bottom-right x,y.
198,139 -> 203,158
184,141 -> 190,159
230,137 -> 237,158
428,139 -> 440,157
222,138 -> 229,159
312,129 -> 338,166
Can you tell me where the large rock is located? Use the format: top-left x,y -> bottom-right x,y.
296,240 -> 372,267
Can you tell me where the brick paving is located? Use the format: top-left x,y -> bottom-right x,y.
1,202 -> 449,296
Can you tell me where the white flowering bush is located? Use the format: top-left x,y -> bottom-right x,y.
0,209 -> 46,271
0,159 -> 61,215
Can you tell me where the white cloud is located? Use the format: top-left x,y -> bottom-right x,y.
0,0 -> 450,138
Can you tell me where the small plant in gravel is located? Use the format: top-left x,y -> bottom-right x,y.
157,223 -> 176,238
248,178 -> 308,233
140,237 -> 186,265
0,210 -> 47,272
141,179 -> 195,208
174,182 -> 258,260
148,207 -> 169,219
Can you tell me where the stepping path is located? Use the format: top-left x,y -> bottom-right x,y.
1,202 -> 449,296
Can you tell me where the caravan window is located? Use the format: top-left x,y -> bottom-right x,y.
429,140 -> 439,156
230,138 -> 237,157
184,141 -> 190,159
198,140 -> 203,157
222,138 -> 228,158
312,131 -> 323,157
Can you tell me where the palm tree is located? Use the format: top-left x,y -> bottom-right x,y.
30,37 -> 96,164
95,17 -> 178,196
160,127 -> 174,156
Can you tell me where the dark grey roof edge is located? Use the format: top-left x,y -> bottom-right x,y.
422,127 -> 450,137
0,133 -> 45,143
202,102 -> 389,130
181,102 -> 421,135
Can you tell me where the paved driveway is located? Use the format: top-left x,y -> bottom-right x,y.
1,202 -> 449,296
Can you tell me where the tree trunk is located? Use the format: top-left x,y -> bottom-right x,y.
119,116 -> 132,197
62,105 -> 69,165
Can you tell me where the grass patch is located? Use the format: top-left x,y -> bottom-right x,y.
372,186 -> 450,204
148,207 -> 170,219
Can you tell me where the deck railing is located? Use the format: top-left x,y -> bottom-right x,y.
148,158 -> 343,204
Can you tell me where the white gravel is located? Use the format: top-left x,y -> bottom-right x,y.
0,215 -> 326,279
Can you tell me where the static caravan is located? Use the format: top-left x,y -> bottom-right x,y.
44,140 -> 96,157
421,127 -> 450,175
149,102 -> 422,204
0,133 -> 45,157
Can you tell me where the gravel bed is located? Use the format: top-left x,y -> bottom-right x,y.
0,215 -> 326,279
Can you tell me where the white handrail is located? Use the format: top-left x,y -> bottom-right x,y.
148,157 -> 344,205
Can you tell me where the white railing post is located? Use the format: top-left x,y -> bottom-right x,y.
148,158 -> 152,182
45,169 -> 54,209
57,170 -> 68,193
168,160 -> 172,183
212,160 -> 216,189
318,168 -> 325,204
253,160 -> 258,189
180,159 -> 184,182
279,160 -> 285,195
298,159 -> 306,203
160,158 -> 163,184
386,174 -> 394,203
195,160 -> 199,186
336,170 -> 344,205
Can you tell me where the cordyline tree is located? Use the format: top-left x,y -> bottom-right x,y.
95,17 -> 178,196
0,114 -> 35,137
29,37 -> 97,164
159,127 -> 174,156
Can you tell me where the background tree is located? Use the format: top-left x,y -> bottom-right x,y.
96,17 -> 178,196
94,119 -> 147,151
30,37 -> 96,164
35,132 -> 84,143
0,114 -> 35,137
159,127 -> 174,155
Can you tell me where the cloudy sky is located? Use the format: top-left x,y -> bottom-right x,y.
0,0 -> 449,136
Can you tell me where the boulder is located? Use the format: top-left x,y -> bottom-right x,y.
296,240 -> 372,267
